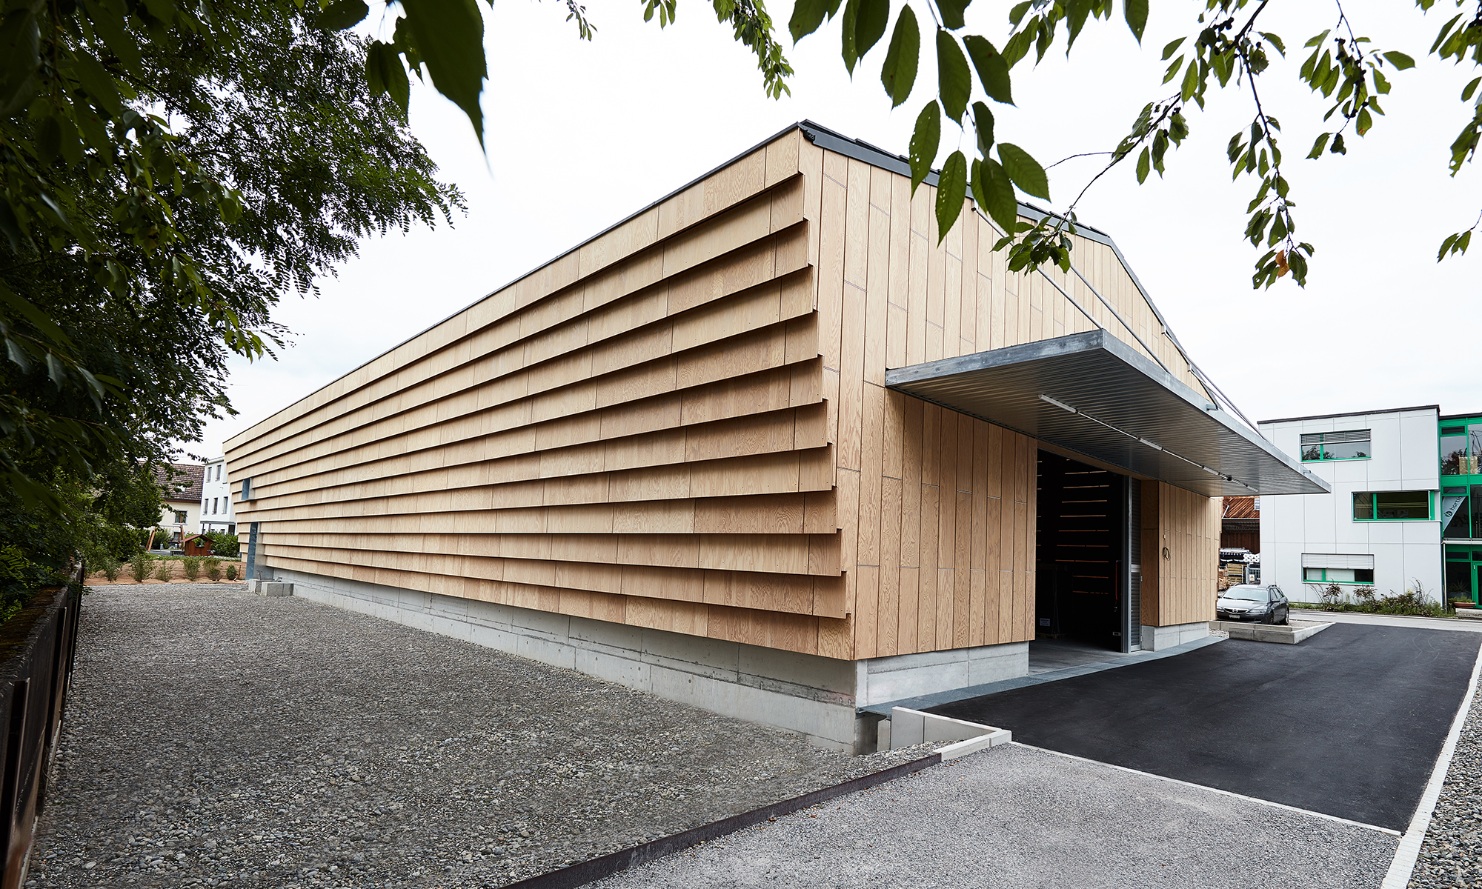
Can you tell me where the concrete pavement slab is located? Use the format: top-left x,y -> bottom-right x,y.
593,744 -> 1396,889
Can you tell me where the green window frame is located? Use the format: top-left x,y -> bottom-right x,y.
1353,490 -> 1435,521
1302,567 -> 1376,584
1300,429 -> 1371,462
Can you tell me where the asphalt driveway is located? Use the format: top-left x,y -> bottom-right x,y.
929,623 -> 1481,831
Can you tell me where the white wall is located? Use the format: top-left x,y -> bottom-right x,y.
199,459 -> 236,533
1259,407 -> 1442,603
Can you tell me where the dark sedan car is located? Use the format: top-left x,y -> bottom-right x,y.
1216,584 -> 1290,624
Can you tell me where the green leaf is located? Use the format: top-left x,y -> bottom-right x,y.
71,52 -> 122,117
974,158 -> 1018,233
789,0 -> 832,43
1135,147 -> 1150,183
937,0 -> 971,31
937,31 -> 971,121
880,6 -> 920,108
1382,50 -> 1416,70
366,41 -> 411,114
909,101 -> 941,193
1180,58 -> 1199,102
1307,132 -> 1330,159
971,101 -> 994,154
1463,77 -> 1481,103
936,150 -> 968,242
963,35 -> 1013,104
996,143 -> 1050,200
401,0 -> 488,143
1124,0 -> 1148,44
319,0 -> 370,30
1161,37 -> 1184,61
851,0 -> 890,64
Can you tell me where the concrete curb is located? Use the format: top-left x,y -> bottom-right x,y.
503,754 -> 942,889
884,707 -> 1011,760
1210,619 -> 1332,644
1456,608 -> 1482,621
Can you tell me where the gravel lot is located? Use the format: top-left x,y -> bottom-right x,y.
26,584 -> 926,889
594,743 -> 1398,889
1410,680 -> 1482,888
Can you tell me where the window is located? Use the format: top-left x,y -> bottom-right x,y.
1354,490 -> 1433,521
240,477 -> 252,501
1302,554 -> 1375,584
1300,429 -> 1371,461
172,509 -> 187,524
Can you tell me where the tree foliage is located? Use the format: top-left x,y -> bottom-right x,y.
347,0 -> 1482,287
0,0 -> 461,593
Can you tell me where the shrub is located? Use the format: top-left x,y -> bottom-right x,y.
224,563 -> 238,581
204,558 -> 222,581
182,557 -> 201,581
1315,582 -> 1342,607
1352,585 -> 1376,605
100,561 -> 121,583
130,554 -> 150,583
206,532 -> 240,558
153,561 -> 172,583
1376,581 -> 1446,617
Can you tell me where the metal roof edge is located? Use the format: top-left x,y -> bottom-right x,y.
1259,405 -> 1443,426
887,330 -> 1326,494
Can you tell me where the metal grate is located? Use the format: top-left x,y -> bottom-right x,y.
1300,429 -> 1370,446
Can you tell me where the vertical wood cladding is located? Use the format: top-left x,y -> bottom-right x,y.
227,125 -> 1220,663
1139,480 -> 1220,627
808,137 -> 1216,658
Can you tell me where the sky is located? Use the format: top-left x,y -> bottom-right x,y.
189,1 -> 1481,461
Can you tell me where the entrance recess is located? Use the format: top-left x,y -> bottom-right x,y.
1035,452 -> 1129,651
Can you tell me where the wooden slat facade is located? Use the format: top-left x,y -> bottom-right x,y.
226,125 -> 1219,665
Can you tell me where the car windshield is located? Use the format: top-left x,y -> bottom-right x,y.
1224,586 -> 1267,602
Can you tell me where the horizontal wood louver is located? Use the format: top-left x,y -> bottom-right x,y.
228,132 -> 852,658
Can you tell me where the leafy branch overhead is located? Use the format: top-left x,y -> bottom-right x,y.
347,0 -> 1482,287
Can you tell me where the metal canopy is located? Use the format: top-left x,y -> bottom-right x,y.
885,330 -> 1328,497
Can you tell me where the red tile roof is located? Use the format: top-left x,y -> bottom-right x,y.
154,463 -> 205,503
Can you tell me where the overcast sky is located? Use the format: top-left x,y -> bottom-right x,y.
192,1 -> 1480,461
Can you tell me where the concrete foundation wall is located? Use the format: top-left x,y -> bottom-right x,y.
1140,620 -> 1210,651
854,643 -> 1028,707
272,568 -> 863,751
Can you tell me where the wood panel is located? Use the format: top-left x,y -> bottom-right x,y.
1141,480 -> 1219,627
227,129 -> 847,658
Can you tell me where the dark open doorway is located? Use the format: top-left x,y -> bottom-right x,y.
1035,451 -> 1130,651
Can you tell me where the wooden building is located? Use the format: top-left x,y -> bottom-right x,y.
225,123 -> 1324,750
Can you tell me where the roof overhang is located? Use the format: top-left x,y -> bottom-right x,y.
885,330 -> 1328,497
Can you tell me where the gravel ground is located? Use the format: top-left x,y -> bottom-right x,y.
595,743 -> 1399,889
26,584 -> 928,889
1410,679 -> 1482,888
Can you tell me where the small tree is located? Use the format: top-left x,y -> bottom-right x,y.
153,561 -> 172,583
130,554 -> 150,583
182,557 -> 201,581
100,561 -> 121,583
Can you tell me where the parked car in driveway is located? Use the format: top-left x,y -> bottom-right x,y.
1217,584 -> 1290,624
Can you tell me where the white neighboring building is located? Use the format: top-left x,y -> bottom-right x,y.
199,457 -> 236,535
1259,406 -> 1442,603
